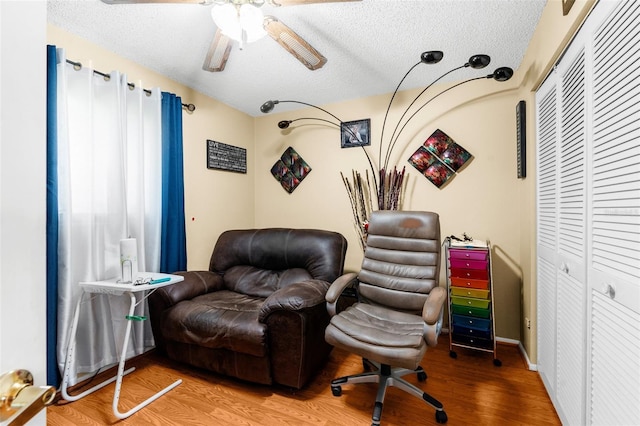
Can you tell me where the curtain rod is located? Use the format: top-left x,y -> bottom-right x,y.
65,59 -> 196,113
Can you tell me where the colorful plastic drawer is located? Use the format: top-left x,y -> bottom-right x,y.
452,324 -> 492,339
451,287 -> 490,299
449,249 -> 488,261
449,259 -> 487,270
449,268 -> 489,280
451,296 -> 490,309
450,277 -> 489,290
451,333 -> 493,349
451,305 -> 491,318
452,314 -> 492,330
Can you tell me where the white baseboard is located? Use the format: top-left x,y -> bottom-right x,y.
495,336 -> 538,371
442,329 -> 538,371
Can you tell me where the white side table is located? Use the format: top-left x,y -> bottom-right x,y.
61,272 -> 184,419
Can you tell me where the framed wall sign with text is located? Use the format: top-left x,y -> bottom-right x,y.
206,140 -> 247,173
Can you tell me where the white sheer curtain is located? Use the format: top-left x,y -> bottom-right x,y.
55,48 -> 162,385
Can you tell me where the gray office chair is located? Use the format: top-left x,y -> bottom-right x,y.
325,210 -> 447,425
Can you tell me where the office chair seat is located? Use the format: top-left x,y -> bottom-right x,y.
326,303 -> 428,370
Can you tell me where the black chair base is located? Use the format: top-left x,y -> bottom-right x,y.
330,360 -> 447,425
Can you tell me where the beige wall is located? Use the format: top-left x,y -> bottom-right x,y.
48,25 -> 256,270
48,0 -> 596,362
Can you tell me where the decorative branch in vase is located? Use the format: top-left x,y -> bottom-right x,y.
341,169 -> 373,250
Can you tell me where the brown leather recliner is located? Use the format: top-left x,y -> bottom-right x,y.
148,228 -> 348,389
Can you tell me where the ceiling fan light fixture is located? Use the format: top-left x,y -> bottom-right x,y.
211,3 -> 266,44
238,3 -> 267,42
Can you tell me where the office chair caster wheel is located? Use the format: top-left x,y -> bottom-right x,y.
449,350 -> 457,359
417,370 -> 427,382
331,385 -> 342,397
435,410 -> 448,424
493,359 -> 502,367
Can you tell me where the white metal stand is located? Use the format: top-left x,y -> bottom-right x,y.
61,273 -> 184,419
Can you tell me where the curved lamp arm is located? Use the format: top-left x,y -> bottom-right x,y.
379,51 -> 443,167
278,117 -> 341,129
383,65 -> 463,170
382,54 -> 491,170
261,100 -> 344,124
386,67 -> 513,167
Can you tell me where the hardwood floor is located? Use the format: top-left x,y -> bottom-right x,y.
47,338 -> 560,425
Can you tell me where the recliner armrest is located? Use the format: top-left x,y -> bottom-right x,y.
422,286 -> 446,325
258,279 -> 331,322
151,270 -> 224,310
325,272 -> 358,316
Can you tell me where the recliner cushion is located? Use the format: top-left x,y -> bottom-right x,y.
223,265 -> 313,298
161,290 -> 267,357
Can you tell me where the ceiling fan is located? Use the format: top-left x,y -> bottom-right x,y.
100,0 -> 360,72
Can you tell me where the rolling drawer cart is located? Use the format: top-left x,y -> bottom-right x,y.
445,238 -> 501,366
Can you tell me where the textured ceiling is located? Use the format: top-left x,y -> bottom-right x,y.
47,0 -> 546,117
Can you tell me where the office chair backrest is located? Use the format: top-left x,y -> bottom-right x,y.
358,210 -> 441,313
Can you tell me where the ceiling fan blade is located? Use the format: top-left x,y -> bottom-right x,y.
263,16 -> 327,71
268,0 -> 360,6
100,0 -> 210,4
202,29 -> 233,72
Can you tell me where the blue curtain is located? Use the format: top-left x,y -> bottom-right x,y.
46,45 -> 60,387
160,93 -> 187,272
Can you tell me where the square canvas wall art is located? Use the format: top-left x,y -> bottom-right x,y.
408,129 -> 472,188
271,146 -> 311,193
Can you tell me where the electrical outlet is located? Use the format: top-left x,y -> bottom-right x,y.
526,318 -> 531,329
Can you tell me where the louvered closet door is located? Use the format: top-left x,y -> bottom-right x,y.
588,1 -> 640,424
536,77 -> 558,399
557,37 -> 588,426
536,12 -> 589,425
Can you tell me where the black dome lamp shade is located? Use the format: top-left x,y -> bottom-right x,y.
490,66 -> 514,81
420,51 -> 444,64
468,54 -> 491,69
